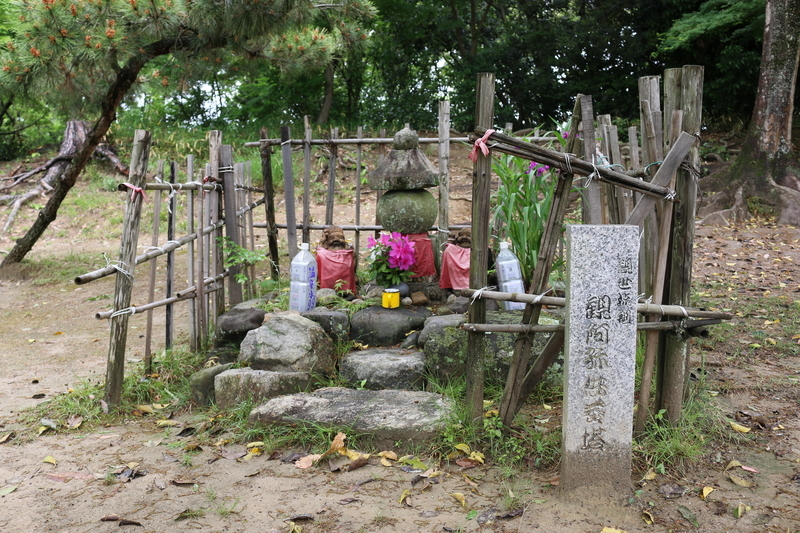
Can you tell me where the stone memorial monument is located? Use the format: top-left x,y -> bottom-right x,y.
561,225 -> 638,497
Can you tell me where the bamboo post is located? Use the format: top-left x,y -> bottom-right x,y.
204,164 -> 213,329
208,131 -> 224,320
661,65 -> 703,425
638,95 -> 661,306
432,100 -> 451,273
244,162 -> 256,298
579,95 -> 602,224
635,110 -> 684,435
187,155 -> 197,351
195,163 -> 207,348
466,72 -> 495,423
662,69 -> 684,157
165,161 -> 177,350
355,125 -> 363,266
144,160 -> 164,375
281,126 -> 298,257
499,96 -> 582,426
375,128 -> 386,239
597,114 -> 617,224
235,162 -> 250,299
303,116 -> 312,243
104,129 -> 152,406
326,127 -> 338,226
222,145 -> 243,306
260,128 -> 280,281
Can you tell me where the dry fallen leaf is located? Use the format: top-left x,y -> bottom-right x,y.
398,489 -> 412,506
377,450 -> 397,461
43,455 -> 58,465
295,454 -> 322,469
729,422 -> 751,433
600,527 -> 627,533
156,420 -> 179,427
702,486 -> 714,500
642,510 -> 654,525
0,485 -> 18,496
66,415 -> 83,430
725,459 -> 742,471
642,468 -> 657,481
380,457 -> 393,467
0,432 -> 15,444
729,474 -> 753,488
451,492 -> 467,509
454,443 -> 471,455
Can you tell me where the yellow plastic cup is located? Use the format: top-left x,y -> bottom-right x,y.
382,288 -> 400,308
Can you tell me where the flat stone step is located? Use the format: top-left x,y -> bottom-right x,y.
249,387 -> 453,448
339,348 -> 425,390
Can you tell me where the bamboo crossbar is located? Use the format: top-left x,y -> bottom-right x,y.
75,197 -> 265,285
459,288 -> 732,319
461,318 -> 720,334
254,222 -> 471,232
135,182 -> 222,192
243,136 -> 474,148
95,272 -> 228,319
474,127 -> 677,201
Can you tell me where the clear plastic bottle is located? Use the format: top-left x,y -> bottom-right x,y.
496,241 -> 526,310
289,243 -> 317,312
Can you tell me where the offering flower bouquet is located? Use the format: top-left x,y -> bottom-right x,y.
366,232 -> 416,287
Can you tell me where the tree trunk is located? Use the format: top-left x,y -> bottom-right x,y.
0,57 -> 147,266
701,0 -> 800,224
316,63 -> 335,125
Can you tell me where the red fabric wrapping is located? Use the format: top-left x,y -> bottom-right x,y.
316,247 -> 356,292
406,233 -> 436,278
439,243 -> 471,290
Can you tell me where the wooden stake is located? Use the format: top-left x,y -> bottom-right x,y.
144,160 -> 164,375
325,127 -> 338,226
222,145 -> 242,306
187,155 -> 197,351
661,65 -> 703,425
579,95 -> 601,224
260,128 -> 280,281
303,116 -> 312,244
433,101 -> 451,273
466,72 -> 494,423
281,126 -> 298,257
165,161 -> 177,350
104,130 -> 151,406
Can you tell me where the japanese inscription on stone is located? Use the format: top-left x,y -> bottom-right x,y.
561,225 -> 639,494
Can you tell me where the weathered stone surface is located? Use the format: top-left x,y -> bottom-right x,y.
340,348 -> 426,390
190,363 -> 234,406
316,288 -> 338,306
401,330 -> 420,348
376,189 -> 438,235
301,308 -> 350,344
561,225 -> 638,496
350,306 -> 431,346
232,297 -> 271,311
445,295 -> 471,314
216,307 -> 266,344
406,281 -> 448,304
214,368 -> 311,409
249,388 -> 453,447
205,344 -> 239,365
410,291 -> 429,306
418,314 -> 466,347
367,129 -> 439,190
423,311 -> 560,383
239,313 -> 335,375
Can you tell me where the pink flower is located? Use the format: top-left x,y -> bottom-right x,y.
367,235 -> 377,248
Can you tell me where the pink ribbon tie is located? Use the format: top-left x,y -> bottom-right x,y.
122,182 -> 146,202
468,129 -> 496,163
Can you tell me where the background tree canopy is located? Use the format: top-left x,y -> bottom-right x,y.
0,0 -> 786,148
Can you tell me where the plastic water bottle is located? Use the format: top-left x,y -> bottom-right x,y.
289,243 -> 317,312
496,242 -> 526,310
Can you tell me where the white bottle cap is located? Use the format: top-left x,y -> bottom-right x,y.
499,241 -> 510,250
300,243 -> 309,251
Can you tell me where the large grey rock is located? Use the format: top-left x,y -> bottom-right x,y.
239,313 -> 335,375
249,388 -> 453,447
190,363 -> 234,406
214,368 -> 311,409
418,314 -> 466,347
350,306 -> 431,346
216,307 -> 266,344
301,308 -> 350,344
339,348 -> 425,390
423,311 -> 560,383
